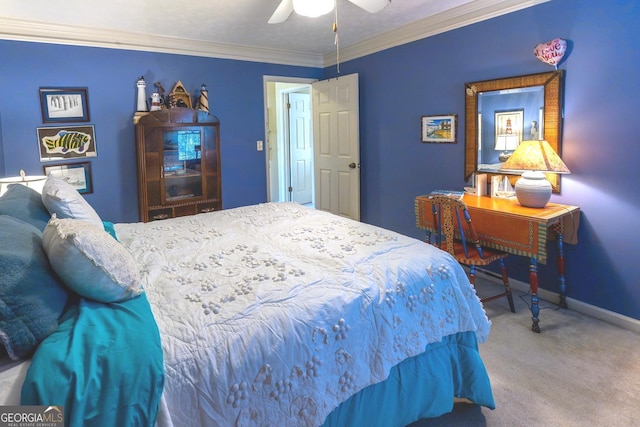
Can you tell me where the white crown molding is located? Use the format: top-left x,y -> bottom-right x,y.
0,17 -> 324,68
0,0 -> 549,69
323,0 -> 550,67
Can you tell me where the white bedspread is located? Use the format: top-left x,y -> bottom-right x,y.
116,202 -> 490,426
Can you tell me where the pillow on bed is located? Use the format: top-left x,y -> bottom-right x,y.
42,216 -> 143,303
0,184 -> 50,231
0,215 -> 70,360
41,175 -> 102,228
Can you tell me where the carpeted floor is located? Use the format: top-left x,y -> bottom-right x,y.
410,277 -> 640,427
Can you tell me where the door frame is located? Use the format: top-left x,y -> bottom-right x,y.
263,76 -> 317,203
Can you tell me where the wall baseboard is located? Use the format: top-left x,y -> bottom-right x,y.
474,268 -> 640,335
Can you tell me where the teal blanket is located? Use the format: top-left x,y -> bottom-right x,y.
21,294 -> 164,427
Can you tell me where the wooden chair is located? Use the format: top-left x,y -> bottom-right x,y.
427,195 -> 515,312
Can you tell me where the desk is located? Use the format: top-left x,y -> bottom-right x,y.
415,194 -> 580,332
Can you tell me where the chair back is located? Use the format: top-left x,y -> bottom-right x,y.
428,195 -> 487,260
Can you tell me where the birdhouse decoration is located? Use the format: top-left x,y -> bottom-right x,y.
168,81 -> 192,108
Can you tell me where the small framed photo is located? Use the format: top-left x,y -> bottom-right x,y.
39,87 -> 90,123
37,125 -> 98,162
421,114 -> 457,143
494,109 -> 524,144
43,162 -> 93,194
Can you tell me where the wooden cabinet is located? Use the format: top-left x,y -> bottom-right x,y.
135,107 -> 221,222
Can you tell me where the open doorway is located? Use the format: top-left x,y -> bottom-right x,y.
263,76 -> 316,206
264,74 -> 361,220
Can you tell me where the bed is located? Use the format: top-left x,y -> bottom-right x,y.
0,178 -> 495,426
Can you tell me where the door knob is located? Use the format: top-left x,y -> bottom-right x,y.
349,162 -> 357,169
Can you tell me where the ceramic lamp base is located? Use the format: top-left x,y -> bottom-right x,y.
498,151 -> 512,162
514,171 -> 551,208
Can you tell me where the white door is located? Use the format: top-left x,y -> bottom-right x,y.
312,73 -> 360,220
288,92 -> 313,205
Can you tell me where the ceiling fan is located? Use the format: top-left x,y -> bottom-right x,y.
268,0 -> 391,24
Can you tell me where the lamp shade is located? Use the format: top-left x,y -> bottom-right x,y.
0,170 -> 47,196
293,0 -> 334,18
500,140 -> 570,208
501,140 -> 570,174
495,134 -> 520,151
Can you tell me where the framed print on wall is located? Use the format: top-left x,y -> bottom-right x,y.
421,114 -> 457,143
39,87 -> 90,123
43,161 -> 93,194
37,125 -> 97,162
494,109 -> 524,144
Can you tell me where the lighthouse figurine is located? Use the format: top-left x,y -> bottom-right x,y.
136,76 -> 148,112
198,84 -> 209,112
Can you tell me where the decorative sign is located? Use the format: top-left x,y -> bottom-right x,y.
534,38 -> 567,69
37,125 -> 97,162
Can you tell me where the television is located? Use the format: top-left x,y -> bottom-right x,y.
177,130 -> 202,161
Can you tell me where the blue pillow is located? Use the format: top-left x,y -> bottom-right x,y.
0,184 -> 50,231
0,215 -> 70,360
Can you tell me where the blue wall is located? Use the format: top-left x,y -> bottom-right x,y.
1,0 -> 639,321
325,0 -> 640,320
0,43 -> 321,221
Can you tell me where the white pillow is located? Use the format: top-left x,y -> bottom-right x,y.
42,216 -> 143,303
41,175 -> 102,227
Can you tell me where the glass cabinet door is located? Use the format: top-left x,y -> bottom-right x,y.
162,128 -> 204,202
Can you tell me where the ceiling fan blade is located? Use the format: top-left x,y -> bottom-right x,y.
348,0 -> 391,14
268,0 -> 294,24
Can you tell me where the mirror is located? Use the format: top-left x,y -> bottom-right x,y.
465,71 -> 564,192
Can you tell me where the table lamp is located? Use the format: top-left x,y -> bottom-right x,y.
499,140 -> 570,208
495,134 -> 520,162
0,169 -> 48,196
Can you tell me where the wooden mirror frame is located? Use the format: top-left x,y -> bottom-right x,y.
464,70 -> 564,192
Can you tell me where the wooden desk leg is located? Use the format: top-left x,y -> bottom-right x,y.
556,231 -> 568,309
529,257 -> 541,333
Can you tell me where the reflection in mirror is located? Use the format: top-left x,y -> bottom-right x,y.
465,71 -> 563,192
478,86 -> 543,168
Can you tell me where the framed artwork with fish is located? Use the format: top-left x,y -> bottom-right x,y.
37,125 -> 97,162
43,161 -> 93,194
39,87 -> 90,123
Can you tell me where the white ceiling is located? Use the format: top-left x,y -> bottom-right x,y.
0,0 -> 548,67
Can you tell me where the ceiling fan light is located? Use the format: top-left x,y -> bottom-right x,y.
293,0 -> 334,18
349,0 -> 391,14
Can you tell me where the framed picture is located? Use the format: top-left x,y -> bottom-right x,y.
39,87 -> 90,123
37,125 -> 98,162
421,114 -> 457,143
43,162 -> 93,194
494,109 -> 524,144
